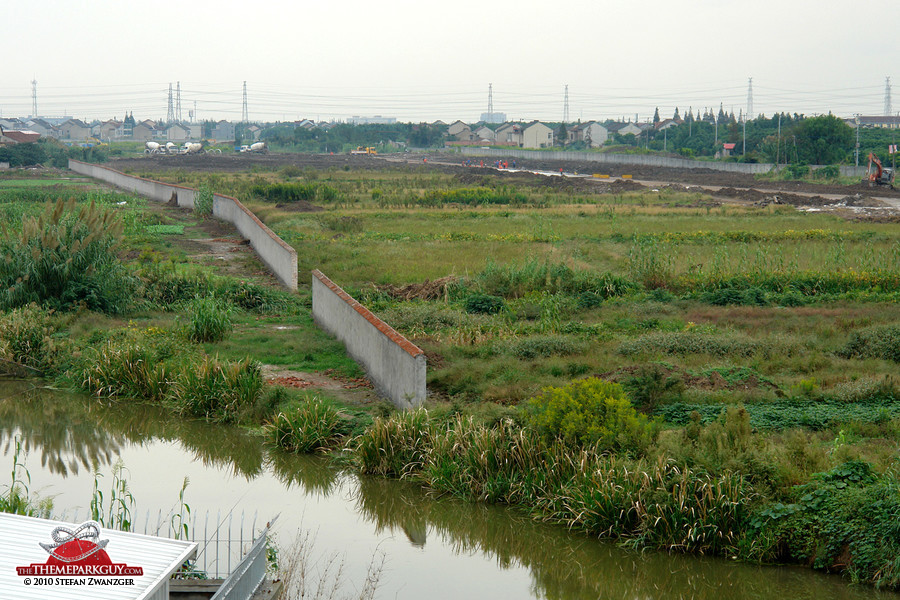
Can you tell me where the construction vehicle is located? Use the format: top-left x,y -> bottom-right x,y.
866,153 -> 895,189
350,146 -> 377,155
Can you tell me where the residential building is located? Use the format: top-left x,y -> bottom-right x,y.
474,126 -> 495,142
97,120 -> 123,141
522,121 -> 554,149
0,129 -> 40,145
447,120 -> 470,138
568,121 -> 609,148
213,120 -> 235,142
24,118 -> 57,138
58,118 -> 92,141
166,122 -> 191,142
494,122 -> 523,146
132,121 -> 156,141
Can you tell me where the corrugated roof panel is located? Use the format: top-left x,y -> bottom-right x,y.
0,513 -> 197,600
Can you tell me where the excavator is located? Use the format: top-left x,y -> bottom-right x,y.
866,153 -> 895,189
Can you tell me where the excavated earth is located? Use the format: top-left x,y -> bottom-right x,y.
110,152 -> 900,218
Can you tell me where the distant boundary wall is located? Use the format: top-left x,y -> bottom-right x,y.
68,159 -> 298,290
311,270 -> 426,410
458,148 -> 868,178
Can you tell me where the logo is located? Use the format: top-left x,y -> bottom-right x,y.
16,521 -> 143,585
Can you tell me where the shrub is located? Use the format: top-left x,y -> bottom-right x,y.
264,396 -> 347,452
745,461 -> 900,588
619,332 -> 790,359
622,365 -> 685,409
524,377 -> 659,452
837,325 -> 900,363
186,296 -> 233,343
353,409 -> 432,477
0,199 -> 135,313
464,293 -> 505,315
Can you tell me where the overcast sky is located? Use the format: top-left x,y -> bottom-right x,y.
3,0 -> 898,123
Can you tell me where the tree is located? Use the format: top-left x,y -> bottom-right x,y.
653,107 -> 660,124
556,123 -> 568,146
673,107 -> 680,120
792,114 -> 852,165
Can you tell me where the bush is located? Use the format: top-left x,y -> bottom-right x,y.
464,293 -> 505,315
622,365 -> 685,409
702,286 -> 769,306
524,377 -> 659,452
186,296 -> 233,343
0,199 -> 135,313
837,325 -> 900,363
503,335 -> 582,359
745,461 -> 900,588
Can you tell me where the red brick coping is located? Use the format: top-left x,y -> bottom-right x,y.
312,270 -> 424,358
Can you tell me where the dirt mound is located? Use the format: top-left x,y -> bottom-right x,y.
275,200 -> 324,212
376,276 -> 458,301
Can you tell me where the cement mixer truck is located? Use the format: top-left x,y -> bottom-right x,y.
144,141 -> 161,154
181,142 -> 203,154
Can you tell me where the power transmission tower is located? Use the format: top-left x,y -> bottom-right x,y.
176,82 -> 182,122
746,77 -> 753,121
242,81 -> 249,123
885,77 -> 892,116
31,78 -> 37,117
167,83 -> 175,123
563,85 -> 569,123
487,83 -> 493,118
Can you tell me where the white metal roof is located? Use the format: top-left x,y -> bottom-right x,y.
0,512 -> 197,600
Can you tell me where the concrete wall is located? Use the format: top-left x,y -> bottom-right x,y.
213,193 -> 298,290
311,270 -> 426,410
68,159 -> 298,290
458,147 -> 869,177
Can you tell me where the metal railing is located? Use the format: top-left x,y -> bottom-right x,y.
57,507 -> 265,579
209,521 -> 272,600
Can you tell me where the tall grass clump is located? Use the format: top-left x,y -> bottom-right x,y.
194,185 -> 213,215
186,295 -> 233,343
264,396 -> 348,453
0,198 -> 135,313
524,377 -> 659,453
474,259 -> 636,299
353,410 -> 432,478
80,334 -> 179,402
0,304 -> 62,375
169,356 -> 263,422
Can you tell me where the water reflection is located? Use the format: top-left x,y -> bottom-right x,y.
0,381 -> 893,600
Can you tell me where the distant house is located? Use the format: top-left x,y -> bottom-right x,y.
123,113 -> 136,138
522,121 -> 554,149
474,126 -> 495,142
568,121 -> 609,148
721,142 -> 736,158
494,122 -> 523,146
25,118 -> 57,138
132,121 -> 156,141
0,128 -> 40,145
0,118 -> 23,130
213,120 -> 235,142
656,118 -> 682,130
295,119 -> 316,130
58,118 -> 92,141
246,125 -> 262,141
607,122 -> 643,139
166,122 -> 191,142
447,120 -> 470,138
855,115 -> 900,129
97,119 -> 123,141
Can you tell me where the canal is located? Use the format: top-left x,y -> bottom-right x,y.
0,380 -> 893,599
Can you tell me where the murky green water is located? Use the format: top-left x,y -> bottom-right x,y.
0,380 -> 894,599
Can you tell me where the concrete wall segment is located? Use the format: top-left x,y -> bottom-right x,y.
311,270 -> 425,409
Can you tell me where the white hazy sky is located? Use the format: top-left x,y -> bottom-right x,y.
3,0 -> 898,123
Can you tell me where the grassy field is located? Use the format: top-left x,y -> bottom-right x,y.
119,165 -> 900,410
3,164 -> 900,587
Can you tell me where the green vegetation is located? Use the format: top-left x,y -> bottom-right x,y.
2,164 -> 899,590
